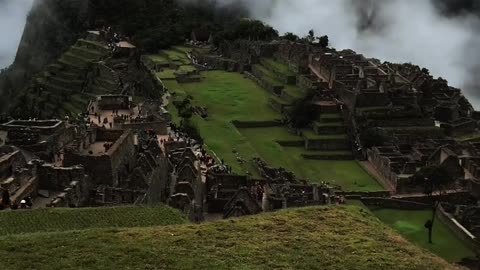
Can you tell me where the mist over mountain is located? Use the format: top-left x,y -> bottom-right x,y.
234,0 -> 480,108
0,0 -> 33,69
3,0 -> 480,107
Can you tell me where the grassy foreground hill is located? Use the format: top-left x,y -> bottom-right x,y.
0,205 -> 187,236
0,206 -> 460,270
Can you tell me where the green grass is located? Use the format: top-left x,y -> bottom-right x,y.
178,65 -> 197,73
320,113 -> 343,120
172,46 -> 193,53
240,127 -> 382,191
372,208 -> 476,263
156,69 -> 177,80
456,132 -> 480,142
163,71 -> 382,191
282,85 -> 304,100
146,54 -> 169,65
0,206 -> 457,270
175,71 -> 282,177
179,71 -> 281,121
0,205 -> 186,236
253,64 -> 284,87
163,49 -> 190,64
261,58 -> 294,76
303,130 -> 349,140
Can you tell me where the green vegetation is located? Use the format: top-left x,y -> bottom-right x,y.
456,132 -> 480,142
166,71 -> 281,177
146,54 -> 169,65
372,208 -> 475,263
156,69 -> 177,80
162,70 -> 381,191
261,58 -> 294,76
0,206 -> 456,270
240,127 -> 382,191
0,205 -> 186,236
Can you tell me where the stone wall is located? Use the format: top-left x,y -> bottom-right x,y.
361,197 -> 430,210
355,92 -> 390,107
64,130 -> 135,186
231,120 -> 282,128
436,203 -> 477,250
304,138 -> 350,151
35,161 -> 89,193
0,150 -> 26,179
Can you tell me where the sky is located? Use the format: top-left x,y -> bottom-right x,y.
0,0 -> 34,69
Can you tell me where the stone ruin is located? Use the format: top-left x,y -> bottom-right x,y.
0,145 -> 90,209
167,147 -> 204,222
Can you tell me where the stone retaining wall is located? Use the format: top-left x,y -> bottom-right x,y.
361,197 -> 430,210
436,203 -> 477,250
231,120 -> 282,128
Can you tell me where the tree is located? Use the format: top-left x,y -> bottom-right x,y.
288,90 -> 317,128
318,35 -> 329,48
282,32 -> 299,41
413,165 -> 455,244
360,127 -> 396,148
307,29 -> 315,43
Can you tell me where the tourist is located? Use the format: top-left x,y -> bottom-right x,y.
20,200 -> 27,209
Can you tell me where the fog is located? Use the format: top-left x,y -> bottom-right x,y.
3,0 -> 480,107
225,0 -> 480,108
0,0 -> 34,69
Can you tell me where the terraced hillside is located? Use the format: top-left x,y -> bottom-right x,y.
0,205 -> 186,236
148,47 -> 381,191
0,206 -> 459,270
16,39 -> 111,119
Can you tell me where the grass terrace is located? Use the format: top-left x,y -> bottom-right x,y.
261,58 -> 295,76
0,205 -> 186,236
372,208 -> 476,263
240,127 -> 382,191
302,130 -> 349,140
162,70 -> 383,191
156,69 -> 177,80
166,71 -> 282,177
163,49 -> 190,64
0,206 -> 457,270
146,54 -> 169,65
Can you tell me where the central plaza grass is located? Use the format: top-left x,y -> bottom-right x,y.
372,208 -> 476,263
164,71 -> 382,191
0,206 -> 457,270
240,127 -> 383,191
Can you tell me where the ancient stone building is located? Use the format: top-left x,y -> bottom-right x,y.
63,128 -> 135,187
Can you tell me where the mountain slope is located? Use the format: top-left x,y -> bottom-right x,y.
0,206 -> 460,270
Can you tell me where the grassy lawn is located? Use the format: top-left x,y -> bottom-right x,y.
161,71 -> 382,191
0,205 -> 186,236
146,54 -> 169,65
0,206 -> 456,270
165,71 -> 282,177
261,58 -> 294,76
172,46 -> 193,53
179,71 -> 281,121
372,208 -> 476,263
156,69 -> 177,80
163,49 -> 190,64
240,127 -> 383,191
